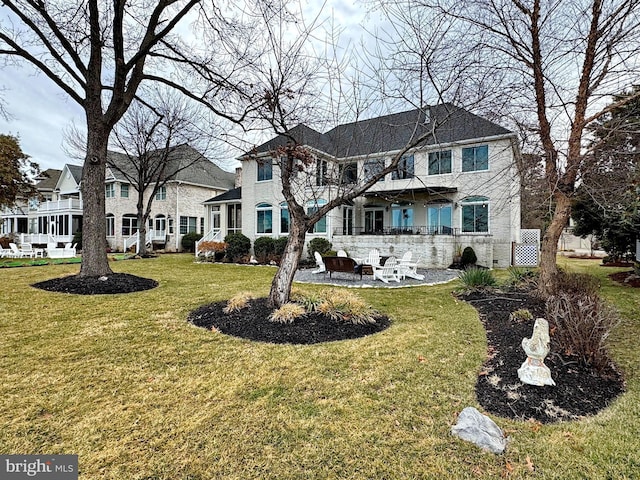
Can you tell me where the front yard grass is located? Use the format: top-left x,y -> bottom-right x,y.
1,254 -> 639,479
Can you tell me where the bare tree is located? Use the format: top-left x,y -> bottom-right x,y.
0,0 -> 256,277
419,0 -> 640,294
247,2 -> 485,308
108,90 -> 222,256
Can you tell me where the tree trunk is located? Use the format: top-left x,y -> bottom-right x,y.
79,126 -> 113,277
538,192 -> 572,296
137,204 -> 148,257
268,220 -> 307,309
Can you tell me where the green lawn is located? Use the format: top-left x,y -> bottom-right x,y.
1,254 -> 639,479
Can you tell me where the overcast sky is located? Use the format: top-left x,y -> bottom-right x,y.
0,0 -> 371,173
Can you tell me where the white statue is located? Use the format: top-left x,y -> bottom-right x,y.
518,318 -> 556,386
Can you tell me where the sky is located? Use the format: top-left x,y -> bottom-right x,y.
0,0 -> 371,173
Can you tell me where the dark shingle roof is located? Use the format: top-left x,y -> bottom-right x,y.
35,169 -> 62,191
248,104 -> 512,158
106,144 -> 235,190
203,187 -> 242,204
67,165 -> 83,184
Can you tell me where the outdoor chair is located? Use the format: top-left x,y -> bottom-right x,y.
19,243 -> 37,258
366,249 -> 381,267
373,255 -> 400,283
9,243 -> 29,258
337,250 -> 348,257
312,251 -> 326,274
398,252 -> 425,280
64,243 -> 77,257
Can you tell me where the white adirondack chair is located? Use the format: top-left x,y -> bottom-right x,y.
312,251 -> 326,274
373,255 -> 400,283
9,243 -> 28,258
398,251 -> 425,280
366,249 -> 381,267
337,250 -> 348,257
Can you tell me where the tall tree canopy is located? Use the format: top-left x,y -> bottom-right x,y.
0,133 -> 39,208
0,0 -> 259,277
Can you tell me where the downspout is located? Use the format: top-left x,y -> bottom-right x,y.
175,182 -> 180,252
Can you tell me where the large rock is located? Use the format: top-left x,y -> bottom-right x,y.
451,407 -> 507,454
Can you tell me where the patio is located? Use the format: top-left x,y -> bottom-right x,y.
294,266 -> 460,288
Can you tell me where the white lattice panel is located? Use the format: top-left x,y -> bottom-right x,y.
513,243 -> 539,267
521,229 -> 540,245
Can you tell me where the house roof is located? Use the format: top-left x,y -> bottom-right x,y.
203,187 -> 242,204
246,103 -> 513,159
35,169 -> 62,191
67,165 -> 83,184
106,144 -> 235,190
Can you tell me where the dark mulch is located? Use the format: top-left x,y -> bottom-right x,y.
188,298 -> 391,345
609,270 -> 640,288
460,288 -> 625,423
32,273 -> 158,295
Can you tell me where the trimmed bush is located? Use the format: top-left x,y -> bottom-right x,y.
546,292 -> 620,372
458,267 -> 497,288
253,236 -> 275,263
316,288 -> 379,325
308,238 -> 332,260
461,246 -> 477,266
224,233 -> 251,262
181,232 -> 203,252
274,237 -> 288,256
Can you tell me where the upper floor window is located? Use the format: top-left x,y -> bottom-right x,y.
392,154 -> 415,180
462,145 -> 489,172
339,162 -> 357,184
155,186 -> 167,200
363,158 -> 385,182
257,159 -> 273,181
461,196 -> 489,233
315,159 -> 328,186
306,199 -> 327,234
105,183 -> 115,198
428,150 -> 452,175
280,202 -> 289,234
120,184 -> 129,198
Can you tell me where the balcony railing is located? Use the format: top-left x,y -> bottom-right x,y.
333,226 -> 459,236
38,198 -> 83,212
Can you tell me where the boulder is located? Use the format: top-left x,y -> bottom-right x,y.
451,407 -> 507,454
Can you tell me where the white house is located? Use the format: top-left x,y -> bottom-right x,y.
203,104 -> 522,268
2,144 -> 235,252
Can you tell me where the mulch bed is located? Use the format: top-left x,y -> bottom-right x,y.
32,273 -> 158,294
609,270 -> 640,288
460,288 -> 625,423
188,298 -> 391,345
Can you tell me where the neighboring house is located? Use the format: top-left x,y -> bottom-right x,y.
204,104 -> 522,268
3,145 -> 235,252
105,144 -> 235,252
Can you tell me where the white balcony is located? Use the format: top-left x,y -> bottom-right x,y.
38,198 -> 83,212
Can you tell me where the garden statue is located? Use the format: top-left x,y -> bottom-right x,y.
518,318 -> 556,386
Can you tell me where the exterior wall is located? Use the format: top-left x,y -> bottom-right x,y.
106,181 -> 226,252
239,135 -> 520,268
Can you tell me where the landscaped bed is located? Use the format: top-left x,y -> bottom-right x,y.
1,254 -> 638,478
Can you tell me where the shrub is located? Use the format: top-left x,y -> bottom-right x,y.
308,238 -> 332,260
506,266 -> 537,286
181,232 -> 203,252
556,271 -> 600,296
458,267 -> 497,288
316,288 -> 378,325
223,292 -> 254,313
461,246 -> 477,266
224,233 -> 251,262
269,303 -> 306,324
509,309 -> 533,323
72,230 -> 83,250
546,292 -> 620,372
274,237 -> 288,256
254,237 -> 275,263
290,288 -> 324,312
197,241 -> 228,262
